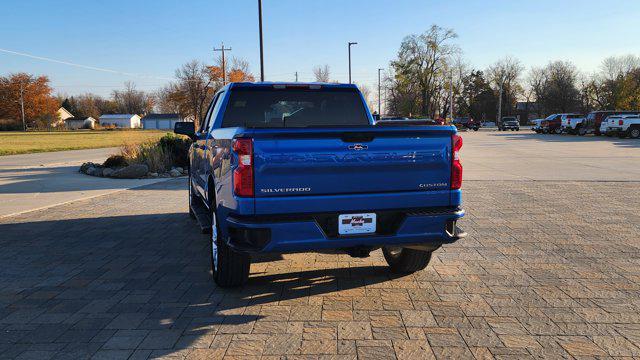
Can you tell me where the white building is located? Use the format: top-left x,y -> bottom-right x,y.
99,114 -> 141,128
53,107 -> 74,127
141,113 -> 185,130
65,117 -> 97,130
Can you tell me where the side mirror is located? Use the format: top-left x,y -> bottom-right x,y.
174,121 -> 195,139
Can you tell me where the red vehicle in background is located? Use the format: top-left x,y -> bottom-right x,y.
541,114 -> 579,134
582,110 -> 640,136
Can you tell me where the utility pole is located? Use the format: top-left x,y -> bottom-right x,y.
213,42 -> 232,85
19,82 -> 26,131
295,71 -> 298,82
258,0 -> 265,81
348,42 -> 357,84
377,68 -> 383,116
497,83 -> 503,126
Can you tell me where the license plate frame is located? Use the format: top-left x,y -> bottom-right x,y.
338,213 -> 376,235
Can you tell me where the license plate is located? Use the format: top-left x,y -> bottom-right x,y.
338,213 -> 376,235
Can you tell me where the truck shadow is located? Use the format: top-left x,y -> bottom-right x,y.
0,212 -> 402,357
490,131 -> 640,148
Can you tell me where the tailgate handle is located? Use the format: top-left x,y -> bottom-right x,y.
341,133 -> 375,143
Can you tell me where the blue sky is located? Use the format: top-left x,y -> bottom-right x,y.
2,0 -> 639,97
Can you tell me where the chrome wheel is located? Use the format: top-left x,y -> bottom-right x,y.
211,210 -> 218,272
631,128 -> 640,139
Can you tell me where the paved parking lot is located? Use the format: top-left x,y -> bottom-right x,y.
1,131 -> 640,359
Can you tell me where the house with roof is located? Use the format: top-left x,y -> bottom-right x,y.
99,114 -> 141,128
52,106 -> 74,127
65,116 -> 97,130
141,113 -> 185,130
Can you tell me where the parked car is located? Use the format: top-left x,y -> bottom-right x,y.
541,114 -> 580,134
531,118 -> 545,133
560,114 -> 585,134
580,110 -> 640,136
616,115 -> 640,138
604,114 -> 640,138
174,82 -> 466,287
600,115 -> 634,136
453,117 -> 480,131
499,117 -> 519,131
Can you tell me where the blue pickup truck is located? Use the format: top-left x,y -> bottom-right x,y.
174,82 -> 465,287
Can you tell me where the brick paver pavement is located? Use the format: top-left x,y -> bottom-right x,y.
1,178 -> 639,359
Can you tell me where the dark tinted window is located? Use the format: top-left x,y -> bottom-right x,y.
222,88 -> 370,128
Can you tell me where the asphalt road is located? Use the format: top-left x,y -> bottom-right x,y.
0,148 -> 169,218
463,129 -> 640,181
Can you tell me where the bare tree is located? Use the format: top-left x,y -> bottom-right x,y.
175,60 -> 215,128
354,83 -> 374,112
112,82 -> 154,115
487,56 -> 524,115
391,25 -> 460,117
313,65 -> 331,82
600,54 -> 640,81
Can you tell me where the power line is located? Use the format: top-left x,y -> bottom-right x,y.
0,48 -> 174,81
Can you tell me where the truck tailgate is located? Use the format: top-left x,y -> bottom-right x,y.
249,126 -> 455,211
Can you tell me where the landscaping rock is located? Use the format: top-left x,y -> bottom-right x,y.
80,162 -> 99,174
148,172 -> 159,178
102,167 -> 115,177
110,164 -> 149,179
169,169 -> 182,177
174,167 -> 184,174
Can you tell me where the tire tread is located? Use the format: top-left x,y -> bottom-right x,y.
383,247 -> 432,273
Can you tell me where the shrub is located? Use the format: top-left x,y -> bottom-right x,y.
158,133 -> 191,168
119,133 -> 192,173
103,154 -> 128,168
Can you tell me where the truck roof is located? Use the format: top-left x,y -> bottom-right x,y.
224,82 -> 359,90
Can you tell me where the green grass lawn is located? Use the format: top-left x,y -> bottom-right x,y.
0,130 -> 169,156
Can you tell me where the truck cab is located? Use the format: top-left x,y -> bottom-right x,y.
175,82 -> 465,287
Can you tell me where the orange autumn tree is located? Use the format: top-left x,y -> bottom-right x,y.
207,57 -> 255,85
0,73 -> 59,129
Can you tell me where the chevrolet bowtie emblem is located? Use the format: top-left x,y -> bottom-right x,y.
348,144 -> 368,151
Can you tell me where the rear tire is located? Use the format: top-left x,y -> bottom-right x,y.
210,208 -> 250,287
383,246 -> 433,273
554,128 -> 562,134
630,127 -> 640,139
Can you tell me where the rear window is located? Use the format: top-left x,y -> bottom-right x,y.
221,87 -> 370,128
568,114 -> 582,118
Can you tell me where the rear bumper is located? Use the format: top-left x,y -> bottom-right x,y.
223,207 -> 465,253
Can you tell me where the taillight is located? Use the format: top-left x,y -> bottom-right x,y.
232,138 -> 254,197
568,119 -> 571,124
619,119 -> 624,126
451,134 -> 463,190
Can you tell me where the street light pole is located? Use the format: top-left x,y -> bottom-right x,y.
348,42 -> 357,84
497,83 -> 503,126
377,68 -> 383,115
258,0 -> 265,81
